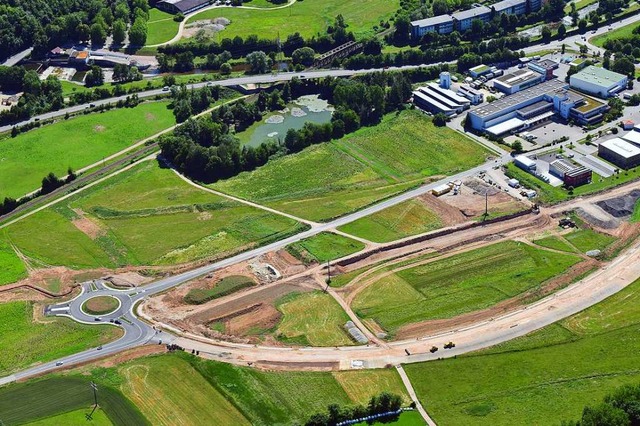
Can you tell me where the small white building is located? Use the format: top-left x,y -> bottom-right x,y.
514,155 -> 536,172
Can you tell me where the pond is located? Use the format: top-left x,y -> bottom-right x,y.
240,95 -> 334,148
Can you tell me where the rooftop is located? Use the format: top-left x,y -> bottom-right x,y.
453,5 -> 492,21
158,0 -> 209,12
458,85 -> 483,95
600,138 -> 640,158
470,79 -> 568,118
494,69 -> 542,88
571,65 -> 627,87
571,91 -> 605,113
492,0 -> 526,11
470,64 -> 490,73
621,130 -> 640,145
531,59 -> 559,70
411,15 -> 454,27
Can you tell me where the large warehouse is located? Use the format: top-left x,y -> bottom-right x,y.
570,66 -> 628,98
599,138 -> 640,169
412,83 -> 471,116
493,69 -> 545,94
549,158 -> 592,187
157,0 -> 210,14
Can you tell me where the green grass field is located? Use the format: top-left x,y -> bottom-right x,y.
353,411 -> 425,426
338,199 -> 443,243
286,232 -> 365,263
0,301 -> 122,376
0,239 -> 27,286
187,0 -> 399,40
404,277 -> 640,425
275,291 -> 355,346
25,409 -> 112,426
352,241 -> 582,333
213,110 -> 488,221
591,21 -> 640,47
184,275 -> 255,304
532,235 -> 577,253
3,161 -> 304,271
0,102 -> 175,200
118,355 -> 249,425
0,377 -> 147,426
564,228 -> 616,253
146,8 -> 180,45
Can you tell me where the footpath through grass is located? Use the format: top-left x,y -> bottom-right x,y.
213,110 -> 489,221
405,277 -> 640,425
3,161 -> 304,271
591,20 -> 640,47
0,239 -> 27,286
0,101 -> 175,200
338,199 -> 443,243
353,240 -> 582,333
187,0 -> 399,40
0,301 -> 122,377
286,232 -> 365,263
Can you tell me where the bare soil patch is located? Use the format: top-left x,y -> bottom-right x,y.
93,125 -> 106,132
104,271 -> 153,288
144,112 -> 156,121
438,178 -> 526,218
72,209 -> 106,239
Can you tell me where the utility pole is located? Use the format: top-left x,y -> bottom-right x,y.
483,192 -> 489,221
325,260 -> 331,291
86,381 -> 99,420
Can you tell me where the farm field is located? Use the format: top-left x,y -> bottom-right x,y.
184,353 -> 409,425
591,20 -> 640,47
0,301 -> 122,376
2,161 -> 304,271
0,101 -> 175,200
404,277 -> 640,426
118,355 -> 250,426
25,409 -> 112,425
286,232 -> 365,263
338,199 -> 443,243
0,376 -> 147,426
275,291 -> 354,346
145,8 -> 180,45
213,110 -> 488,221
186,0 -> 399,40
352,240 -> 582,333
0,239 -> 27,286
353,411 -> 425,426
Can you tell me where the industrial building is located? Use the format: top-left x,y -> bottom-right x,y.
549,158 -> 592,187
410,15 -> 455,38
598,138 -> 640,169
492,0 -> 528,15
528,59 -> 559,80
570,65 -> 628,98
412,83 -> 471,116
514,155 -> 537,172
457,85 -> 484,104
467,79 -> 568,135
453,6 -> 492,31
621,130 -> 640,146
552,90 -> 608,126
157,0 -> 210,14
469,64 -> 492,78
493,68 -> 545,94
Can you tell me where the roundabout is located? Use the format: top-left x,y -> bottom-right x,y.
81,295 -> 120,316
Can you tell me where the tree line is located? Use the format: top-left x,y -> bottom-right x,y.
160,73 -> 414,184
562,382 -> 640,425
306,392 -> 405,426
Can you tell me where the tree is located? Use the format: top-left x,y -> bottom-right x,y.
90,23 -> 106,46
578,18 -> 588,32
220,63 -> 232,75
76,23 -> 91,43
512,140 -> 523,152
85,65 -> 104,87
557,23 -> 566,38
128,18 -> 147,46
432,0 -> 449,15
541,26 -> 552,43
112,19 -> 126,45
393,14 -> 411,42
612,57 -> 635,77
41,172 -> 63,194
433,112 -> 448,127
246,51 -> 272,74
292,47 -> 315,67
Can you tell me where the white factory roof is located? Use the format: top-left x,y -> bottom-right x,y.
485,117 -> 524,136
621,130 -> 640,146
426,83 -> 470,105
572,65 -> 626,87
453,5 -> 492,20
514,155 -> 536,167
413,90 -> 455,113
600,138 -> 640,158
